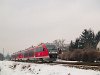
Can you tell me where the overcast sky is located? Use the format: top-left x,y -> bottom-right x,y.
0,0 -> 100,55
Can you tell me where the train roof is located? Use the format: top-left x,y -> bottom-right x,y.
11,43 -> 56,55
45,43 -> 55,45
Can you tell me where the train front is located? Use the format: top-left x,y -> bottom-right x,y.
46,43 -> 58,62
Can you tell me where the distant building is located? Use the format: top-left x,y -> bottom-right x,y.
97,41 -> 100,51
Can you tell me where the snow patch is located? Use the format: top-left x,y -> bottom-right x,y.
0,61 -> 100,75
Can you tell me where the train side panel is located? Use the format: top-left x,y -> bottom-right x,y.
11,43 -> 58,62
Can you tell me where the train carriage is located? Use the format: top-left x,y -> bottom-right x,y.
11,43 -> 58,62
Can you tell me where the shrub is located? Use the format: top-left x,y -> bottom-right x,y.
70,50 -> 82,61
58,49 -> 100,62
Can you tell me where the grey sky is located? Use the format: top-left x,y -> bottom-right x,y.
0,0 -> 100,55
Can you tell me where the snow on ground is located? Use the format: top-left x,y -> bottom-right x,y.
0,61 -> 100,75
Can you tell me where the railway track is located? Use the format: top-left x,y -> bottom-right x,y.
54,61 -> 100,66
36,61 -> 100,71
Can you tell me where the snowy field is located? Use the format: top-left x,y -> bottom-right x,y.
0,61 -> 100,75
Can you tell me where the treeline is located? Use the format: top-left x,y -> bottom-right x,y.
0,53 -> 4,60
69,29 -> 100,50
58,29 -> 100,62
0,53 -> 11,61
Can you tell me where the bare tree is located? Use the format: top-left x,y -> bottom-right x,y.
53,39 -> 66,50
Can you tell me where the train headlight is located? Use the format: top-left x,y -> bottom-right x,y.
49,52 -> 51,54
49,52 -> 57,54
55,52 -> 57,53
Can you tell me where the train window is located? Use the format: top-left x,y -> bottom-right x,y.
29,50 -> 34,57
16,54 -> 18,58
35,46 -> 43,52
35,48 -> 39,52
46,45 -> 57,51
12,55 -> 16,59
15,54 -> 17,58
39,47 -> 43,52
24,52 -> 29,57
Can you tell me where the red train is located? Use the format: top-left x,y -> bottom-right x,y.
11,43 -> 58,62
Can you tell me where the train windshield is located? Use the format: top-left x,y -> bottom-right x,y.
46,45 -> 57,51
